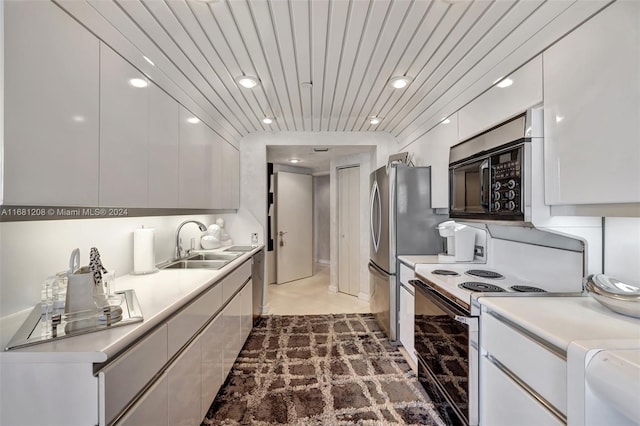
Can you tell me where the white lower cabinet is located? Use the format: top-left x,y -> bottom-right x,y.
223,288 -> 243,377
117,374 -> 168,426
480,310 -> 567,425
398,263 -> 416,365
480,356 -> 564,426
168,337 -> 202,426
201,313 -> 224,420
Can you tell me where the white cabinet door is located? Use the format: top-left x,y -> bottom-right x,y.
543,1 -> 640,205
240,281 -> 253,342
179,107 -> 220,208
99,43 -> 149,207
222,291 -> 243,377
398,284 -> 416,365
201,313 -> 224,420
221,142 -> 240,209
168,337 -> 202,426
116,374 -> 168,426
3,0 -> 100,206
148,85 -> 180,208
458,55 -> 543,142
416,113 -> 458,209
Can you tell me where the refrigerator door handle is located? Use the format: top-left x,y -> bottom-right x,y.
368,261 -> 390,279
370,180 -> 381,253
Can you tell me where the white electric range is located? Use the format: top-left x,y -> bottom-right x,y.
414,263 -> 581,311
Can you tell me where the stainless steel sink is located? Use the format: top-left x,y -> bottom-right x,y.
187,252 -> 240,261
161,259 -> 229,270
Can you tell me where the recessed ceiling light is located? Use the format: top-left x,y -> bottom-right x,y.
143,56 -> 155,66
289,158 -> 301,164
262,117 -> 273,124
495,78 -> 513,88
187,117 -> 200,124
72,115 -> 86,123
129,78 -> 148,88
300,81 -> 313,88
369,116 -> 382,125
389,76 -> 412,89
441,118 -> 451,125
236,76 -> 259,88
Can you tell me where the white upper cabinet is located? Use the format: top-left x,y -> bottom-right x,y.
179,107 -> 217,209
221,142 -> 240,209
99,44 -> 149,207
543,1 -> 640,205
148,85 -> 180,208
3,1 -> 100,206
458,56 -> 543,142
415,113 -> 459,209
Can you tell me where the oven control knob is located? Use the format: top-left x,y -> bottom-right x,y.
507,179 -> 516,189
494,202 -> 501,211
494,192 -> 500,201
493,182 -> 501,190
507,190 -> 516,200
507,201 -> 516,210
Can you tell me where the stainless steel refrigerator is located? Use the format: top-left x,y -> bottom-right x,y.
369,164 -> 446,342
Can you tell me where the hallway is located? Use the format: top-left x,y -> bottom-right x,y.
267,264 -> 370,315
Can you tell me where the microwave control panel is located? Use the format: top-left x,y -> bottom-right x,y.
490,148 -> 522,213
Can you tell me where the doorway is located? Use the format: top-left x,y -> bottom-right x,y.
275,171 -> 313,284
337,165 -> 360,296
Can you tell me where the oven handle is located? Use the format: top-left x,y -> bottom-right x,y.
410,279 -> 474,321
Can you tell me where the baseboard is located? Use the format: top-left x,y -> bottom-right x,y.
328,284 -> 338,293
316,259 -> 330,265
358,292 -> 370,302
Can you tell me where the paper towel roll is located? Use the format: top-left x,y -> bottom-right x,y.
133,227 -> 156,274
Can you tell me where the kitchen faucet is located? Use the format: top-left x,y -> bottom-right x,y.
175,220 -> 208,259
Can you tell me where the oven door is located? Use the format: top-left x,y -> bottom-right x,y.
412,279 -> 478,426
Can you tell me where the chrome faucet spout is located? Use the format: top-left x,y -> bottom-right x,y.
175,220 -> 208,259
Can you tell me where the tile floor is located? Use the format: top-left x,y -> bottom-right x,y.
266,263 -> 370,315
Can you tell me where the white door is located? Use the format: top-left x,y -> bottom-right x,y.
338,166 -> 360,296
276,171 -> 313,284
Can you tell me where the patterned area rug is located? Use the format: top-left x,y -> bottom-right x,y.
202,314 -> 444,425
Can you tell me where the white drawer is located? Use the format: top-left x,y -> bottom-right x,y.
100,324 -> 168,424
481,312 -> 567,415
116,374 -> 168,426
480,355 -> 564,426
399,262 -> 415,286
168,283 -> 222,358
222,260 -> 251,301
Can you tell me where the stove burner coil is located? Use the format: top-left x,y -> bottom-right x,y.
510,285 -> 546,293
432,269 -> 459,276
466,269 -> 504,279
459,282 -> 506,293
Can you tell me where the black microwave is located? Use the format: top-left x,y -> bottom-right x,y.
449,142 -> 525,221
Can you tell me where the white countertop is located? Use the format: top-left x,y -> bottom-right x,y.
0,246 -> 264,363
478,295 -> 640,352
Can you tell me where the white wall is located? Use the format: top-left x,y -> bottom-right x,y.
0,213 -> 248,317
604,217 -> 640,286
313,175 -> 330,264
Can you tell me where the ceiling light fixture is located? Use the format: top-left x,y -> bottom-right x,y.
187,117 -> 200,124
389,76 -> 412,89
300,81 -> 313,88
495,78 -> 513,88
289,158 -> 301,164
441,118 -> 451,125
129,78 -> 148,88
369,116 -> 382,125
262,117 -> 273,124
143,56 -> 155,66
236,76 -> 259,88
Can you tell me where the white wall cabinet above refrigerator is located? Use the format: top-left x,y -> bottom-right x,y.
3,0 -> 100,206
543,1 -> 640,207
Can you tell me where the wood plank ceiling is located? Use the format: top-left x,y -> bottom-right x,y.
56,0 -> 605,145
